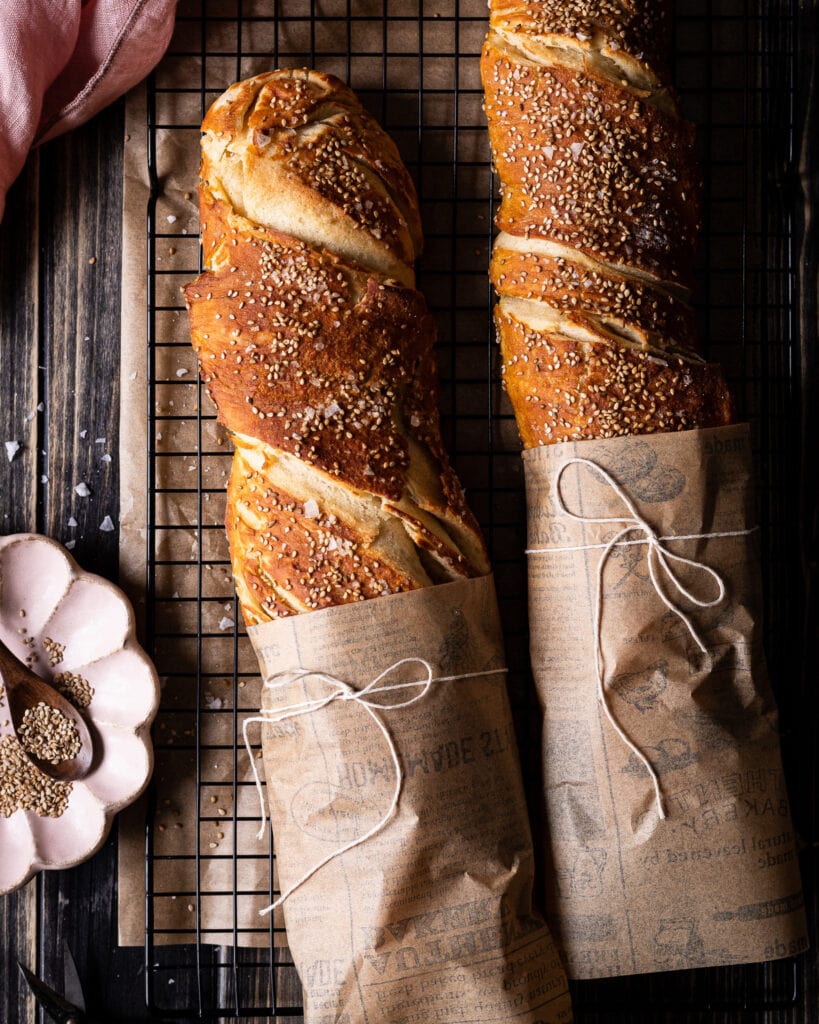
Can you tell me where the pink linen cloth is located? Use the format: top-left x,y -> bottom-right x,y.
0,0 -> 176,220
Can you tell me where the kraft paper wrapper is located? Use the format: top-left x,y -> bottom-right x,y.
250,574 -> 572,1024
523,423 -> 807,979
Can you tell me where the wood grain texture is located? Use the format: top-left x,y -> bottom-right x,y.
39,102 -> 124,577
0,151 -> 40,1024
0,155 -> 39,535
0,103 -> 147,1024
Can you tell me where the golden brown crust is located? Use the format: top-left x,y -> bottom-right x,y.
482,36 -> 699,286
201,68 -> 423,285
186,70 -> 489,623
482,3 -> 734,450
497,306 -> 733,447
187,199 -> 431,503
226,467 -> 424,626
490,241 -> 700,356
490,0 -> 674,92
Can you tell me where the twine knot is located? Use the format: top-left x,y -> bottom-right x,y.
243,657 -> 504,913
527,456 -> 753,820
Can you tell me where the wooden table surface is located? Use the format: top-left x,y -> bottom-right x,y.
0,9 -> 817,1021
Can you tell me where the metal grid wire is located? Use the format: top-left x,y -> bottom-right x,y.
142,0 -> 807,1018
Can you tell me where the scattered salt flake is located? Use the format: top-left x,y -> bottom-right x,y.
129,372 -> 138,381
156,433 -> 163,442
40,475 -> 48,484
172,591 -> 180,599
75,482 -> 91,497
25,412 -> 35,423
101,453 -> 112,463
65,540 -> 76,550
176,368 -> 189,377
410,414 -> 421,428
4,441 -> 20,462
570,142 -> 585,160
544,145 -> 555,159
303,498 -> 320,519
166,214 -> 177,224
80,430 -> 88,439
37,403 -> 44,412
206,696 -> 223,709
68,517 -> 78,527
323,401 -> 341,418
188,465 -> 196,472
218,617 -> 234,631
363,465 -> 375,477
99,516 -> 115,532
95,437 -> 106,444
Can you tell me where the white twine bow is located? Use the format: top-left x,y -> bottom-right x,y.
242,656 -> 505,915
526,456 -> 755,820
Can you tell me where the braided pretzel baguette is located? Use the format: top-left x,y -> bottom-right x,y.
184,70 -> 489,625
482,1 -> 734,447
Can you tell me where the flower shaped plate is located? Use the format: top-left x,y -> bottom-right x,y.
0,534 -> 159,894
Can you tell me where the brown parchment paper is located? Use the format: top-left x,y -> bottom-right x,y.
250,574 -> 572,1024
117,76 -> 282,945
523,423 -> 807,979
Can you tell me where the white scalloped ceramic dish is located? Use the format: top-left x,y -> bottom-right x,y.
0,534 -> 159,895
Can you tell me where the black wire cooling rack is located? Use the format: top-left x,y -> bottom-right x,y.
141,0 -> 812,1018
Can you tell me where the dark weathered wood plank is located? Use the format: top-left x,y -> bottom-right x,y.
39,102 -> 124,576
0,150 -> 42,1024
31,101 -> 157,1022
0,154 -> 39,533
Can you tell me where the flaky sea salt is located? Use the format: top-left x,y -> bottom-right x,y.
218,617 -> 234,631
303,498 -> 320,519
5,441 -> 20,462
99,516 -> 115,532
75,482 -> 91,497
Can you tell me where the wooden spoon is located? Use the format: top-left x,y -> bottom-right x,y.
0,636 -> 94,782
